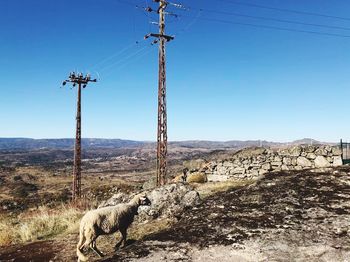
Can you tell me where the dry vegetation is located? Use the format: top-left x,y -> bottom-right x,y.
0,204 -> 83,246
194,179 -> 256,199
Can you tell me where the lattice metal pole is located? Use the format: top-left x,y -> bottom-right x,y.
144,0 -> 177,186
157,0 -> 167,186
62,72 -> 97,201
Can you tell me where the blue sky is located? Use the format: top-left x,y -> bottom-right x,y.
1,0 -> 350,142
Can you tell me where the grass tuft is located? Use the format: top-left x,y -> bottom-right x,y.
0,204 -> 84,246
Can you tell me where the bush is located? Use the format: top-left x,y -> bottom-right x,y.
187,172 -> 207,183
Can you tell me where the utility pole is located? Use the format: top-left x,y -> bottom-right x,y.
62,72 -> 97,201
145,0 -> 175,186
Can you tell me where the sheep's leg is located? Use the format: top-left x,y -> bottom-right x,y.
121,228 -> 128,248
89,240 -> 104,258
115,228 -> 127,250
114,236 -> 123,250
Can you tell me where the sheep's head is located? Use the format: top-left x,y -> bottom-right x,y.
139,194 -> 151,206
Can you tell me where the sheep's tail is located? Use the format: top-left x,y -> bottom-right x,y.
77,225 -> 88,262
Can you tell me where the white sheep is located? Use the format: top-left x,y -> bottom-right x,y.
76,193 -> 151,261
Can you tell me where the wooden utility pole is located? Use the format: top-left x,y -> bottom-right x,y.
62,72 -> 97,201
145,0 -> 174,186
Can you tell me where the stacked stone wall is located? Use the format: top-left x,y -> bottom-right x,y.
185,145 -> 343,182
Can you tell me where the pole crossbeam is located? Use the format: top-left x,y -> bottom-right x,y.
62,72 -> 97,201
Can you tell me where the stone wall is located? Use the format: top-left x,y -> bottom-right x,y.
185,146 -> 343,182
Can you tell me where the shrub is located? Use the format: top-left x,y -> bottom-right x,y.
187,172 -> 207,183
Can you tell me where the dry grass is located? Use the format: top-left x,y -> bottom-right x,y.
194,179 -> 256,199
187,173 -> 207,183
0,204 -> 84,246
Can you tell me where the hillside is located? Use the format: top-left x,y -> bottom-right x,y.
1,167 -> 349,261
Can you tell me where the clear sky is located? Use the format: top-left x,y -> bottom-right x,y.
1,0 -> 350,142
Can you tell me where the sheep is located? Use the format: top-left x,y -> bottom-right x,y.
76,193 -> 151,262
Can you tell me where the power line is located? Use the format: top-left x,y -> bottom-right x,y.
98,45 -> 149,73
180,14 -> 350,39
218,0 -> 350,21
193,8 -> 350,31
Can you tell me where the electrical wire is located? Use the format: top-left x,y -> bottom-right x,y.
179,14 -> 350,39
218,0 -> 350,21
98,45 -> 149,73
192,8 -> 350,31
102,46 -> 156,79
89,42 -> 139,71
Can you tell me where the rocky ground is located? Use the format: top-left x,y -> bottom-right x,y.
1,167 -> 350,261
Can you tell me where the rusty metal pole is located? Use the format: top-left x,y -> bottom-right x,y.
73,82 -> 82,200
157,0 -> 167,186
62,73 -> 96,201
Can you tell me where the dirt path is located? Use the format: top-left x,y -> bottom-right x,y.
1,167 -> 350,261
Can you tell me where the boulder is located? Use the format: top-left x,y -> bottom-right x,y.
306,153 -> 316,160
297,157 -> 312,167
315,148 -> 328,156
230,167 -> 246,175
304,145 -> 316,153
207,174 -> 230,182
333,156 -> 343,167
261,163 -> 271,171
314,156 -> 331,168
271,161 -> 282,167
290,147 -> 301,157
99,183 -> 201,221
332,147 -> 342,156
283,157 -> 292,165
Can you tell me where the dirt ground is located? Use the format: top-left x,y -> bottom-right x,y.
1,167 -> 350,262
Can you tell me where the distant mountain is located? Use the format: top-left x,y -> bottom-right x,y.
170,140 -> 282,149
291,138 -> 322,145
0,138 -> 145,150
0,138 -> 332,151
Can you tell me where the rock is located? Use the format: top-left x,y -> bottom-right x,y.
297,157 -> 312,167
290,147 -> 301,157
100,183 -> 201,222
283,157 -> 292,165
332,147 -> 342,156
304,145 -> 316,153
315,156 -> 331,168
207,174 -> 230,182
98,192 -> 129,208
274,156 -> 282,162
315,148 -> 328,156
230,167 -> 246,175
281,165 -> 290,171
250,170 -> 259,177
271,161 -> 282,167
261,163 -> 271,171
333,156 -> 343,167
306,153 -> 316,160
259,169 -> 268,175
